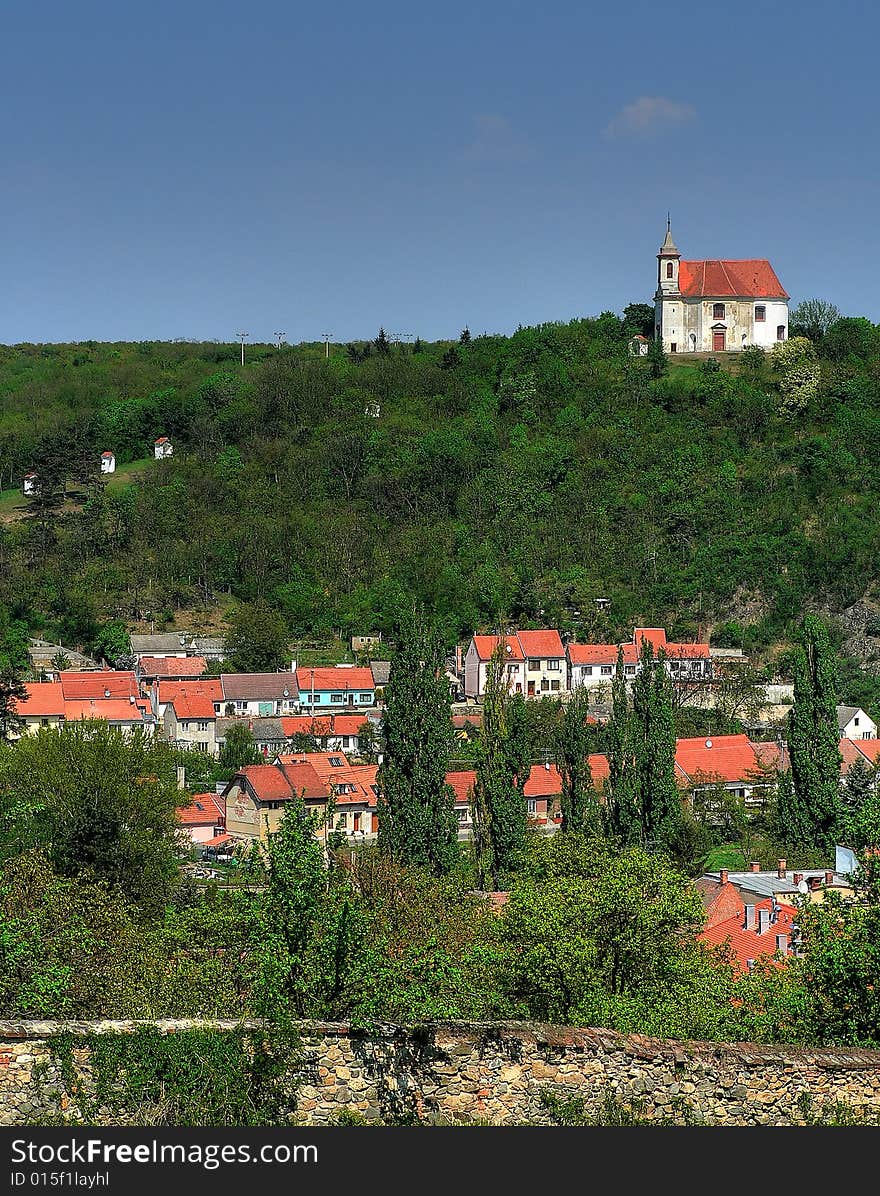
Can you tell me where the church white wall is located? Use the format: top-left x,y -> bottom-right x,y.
659,297 -> 789,352
751,301 -> 788,348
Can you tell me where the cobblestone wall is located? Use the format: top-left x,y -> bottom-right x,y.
3,1020 -> 880,1125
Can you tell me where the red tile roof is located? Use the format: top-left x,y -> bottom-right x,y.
446,770 -> 477,804
280,714 -> 369,739
678,259 -> 788,300
524,764 -> 563,797
695,879 -> 745,929
567,629 -> 709,666
60,671 -> 139,700
516,629 -> 565,658
168,693 -> 217,719
675,735 -> 761,785
15,682 -> 66,717
700,898 -> 796,973
159,679 -> 223,705
238,761 -> 328,802
567,642 -> 638,666
177,793 -> 225,826
139,655 -> 207,678
294,667 -> 375,692
274,753 -> 378,806
63,699 -> 148,723
849,738 -> 880,765
471,635 -> 524,662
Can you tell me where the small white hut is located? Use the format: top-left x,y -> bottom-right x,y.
100,451 -> 116,474
154,437 -> 173,459
22,472 -> 38,496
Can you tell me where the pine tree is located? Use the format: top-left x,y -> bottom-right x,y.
605,646 -> 640,844
376,612 -> 459,875
555,688 -> 596,833
632,644 -> 681,850
785,615 -> 843,856
471,645 -> 528,889
0,670 -> 27,743
459,327 -> 471,344
374,327 -> 391,356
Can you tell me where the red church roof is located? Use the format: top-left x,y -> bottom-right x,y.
678,260 -> 788,300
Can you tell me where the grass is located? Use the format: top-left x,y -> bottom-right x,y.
703,845 -> 748,872
105,457 -> 153,490
0,486 -> 25,515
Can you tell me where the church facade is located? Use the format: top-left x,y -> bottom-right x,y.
654,224 -> 789,353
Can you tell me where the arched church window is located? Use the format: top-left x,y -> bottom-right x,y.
666,261 -> 674,279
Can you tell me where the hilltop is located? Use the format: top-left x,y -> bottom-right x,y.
1,317 -> 879,687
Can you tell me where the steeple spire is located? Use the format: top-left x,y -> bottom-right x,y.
659,218 -> 679,256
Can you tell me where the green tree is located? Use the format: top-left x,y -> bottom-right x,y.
605,647 -> 640,845
631,642 -> 682,850
555,688 -> 597,833
783,615 -> 843,857
376,612 -> 459,875
219,723 -> 260,771
459,327 -> 471,344
94,619 -> 132,666
790,298 -> 841,343
622,303 -> 655,338
647,337 -> 667,378
0,722 -> 182,913
374,327 -> 391,356
471,645 -> 529,889
224,602 -> 290,673
0,671 -> 27,744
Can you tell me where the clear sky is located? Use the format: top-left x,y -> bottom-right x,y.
2,0 -> 877,344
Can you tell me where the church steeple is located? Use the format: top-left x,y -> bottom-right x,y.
657,217 -> 681,295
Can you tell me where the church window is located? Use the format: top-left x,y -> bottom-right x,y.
666,261 -> 674,278
755,305 -> 766,321
713,303 -> 725,319
777,325 -> 786,341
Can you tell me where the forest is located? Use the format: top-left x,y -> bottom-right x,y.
0,306 -> 879,674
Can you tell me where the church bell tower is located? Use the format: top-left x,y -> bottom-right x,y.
654,218 -> 681,347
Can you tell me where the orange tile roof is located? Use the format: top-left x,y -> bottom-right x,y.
679,259 -> 788,300
275,752 -> 378,806
139,655 -> 207,677
159,678 -> 224,705
524,764 -> 563,797
471,635 -> 524,662
588,753 -> 610,786
60,671 -> 139,700
516,629 -> 565,658
675,735 -> 761,784
16,682 -> 66,717
280,713 -> 368,738
446,770 -> 477,803
294,667 -> 375,691
177,793 -> 225,826
63,699 -> 148,722
634,628 -> 667,650
699,897 -> 796,973
238,761 -> 328,802
850,738 -> 880,765
567,643 -> 638,665
169,693 -> 217,719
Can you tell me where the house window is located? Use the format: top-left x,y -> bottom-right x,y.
528,659 -> 540,671
777,325 -> 786,341
527,799 -> 537,815
584,666 -> 593,676
755,305 -> 766,322
670,342 -> 677,353
551,680 -> 560,691
331,694 -> 343,703
41,717 -> 50,726
666,261 -> 673,278
624,665 -> 636,675
600,666 -> 613,676
713,303 -> 725,319
358,693 -> 372,703
507,664 -> 517,674
457,807 -> 470,823
540,679 -> 549,691
329,756 -> 345,767
547,659 -> 560,671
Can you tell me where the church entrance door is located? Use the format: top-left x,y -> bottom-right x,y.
713,330 -> 726,351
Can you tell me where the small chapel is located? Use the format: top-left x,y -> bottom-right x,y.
654,222 -> 789,354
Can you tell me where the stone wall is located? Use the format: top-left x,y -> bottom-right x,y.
3,1020 -> 880,1125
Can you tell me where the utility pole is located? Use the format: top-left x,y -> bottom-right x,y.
236,331 -> 250,367
321,331 -> 332,359
275,331 -> 286,349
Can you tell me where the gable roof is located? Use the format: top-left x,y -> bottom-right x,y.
15,682 -> 66,717
273,752 -> 379,806
233,761 -> 328,803
168,692 -> 218,720
139,655 -> 207,678
63,699 -> 149,723
295,667 -> 375,692
516,629 -> 565,658
471,635 -> 525,662
678,259 -> 788,300
699,897 -> 795,973
221,672 -> 297,701
158,678 -> 223,706
675,734 -> 761,785
837,705 -> 871,731
59,670 -> 139,701
177,793 -> 225,826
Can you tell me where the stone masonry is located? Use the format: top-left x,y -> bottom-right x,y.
3,1020 -> 880,1125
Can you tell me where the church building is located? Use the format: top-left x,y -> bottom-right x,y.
654,223 -> 789,353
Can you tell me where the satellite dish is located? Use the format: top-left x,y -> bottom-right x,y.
705,738 -> 713,749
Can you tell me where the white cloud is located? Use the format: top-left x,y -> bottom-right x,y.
603,96 -> 696,140
461,114 -> 533,164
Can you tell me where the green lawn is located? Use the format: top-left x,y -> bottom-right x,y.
703,845 -> 748,873
106,457 -> 153,490
0,486 -> 26,515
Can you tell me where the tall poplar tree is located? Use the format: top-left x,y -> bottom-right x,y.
555,688 -> 597,833
631,642 -> 681,850
784,615 -> 843,857
376,612 -> 459,875
471,645 -> 528,889
605,646 -> 640,844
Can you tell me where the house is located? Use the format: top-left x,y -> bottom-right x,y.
156,678 -> 223,720
22,473 -> 38,496
701,859 -> 854,907
276,752 -> 379,840
295,666 -> 376,711
154,437 -> 173,459
654,222 -> 789,353
27,639 -> 97,678
219,672 -> 299,717
628,334 -> 649,356
837,705 -> 877,740
100,451 -> 116,474
567,628 -> 712,695
699,887 -> 796,974
674,734 -> 772,808
164,688 -> 220,754
280,713 -> 370,754
138,655 -> 208,684
516,630 -> 567,698
131,632 -> 225,662
12,683 -> 67,733
14,671 -> 155,736
176,793 -> 225,845
223,761 -> 330,844
352,633 -> 382,653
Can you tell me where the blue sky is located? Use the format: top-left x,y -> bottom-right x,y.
2,0 -> 877,343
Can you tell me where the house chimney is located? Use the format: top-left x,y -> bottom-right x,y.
777,858 -> 787,879
720,868 -> 728,885
793,872 -> 803,885
744,905 -> 756,930
758,907 -> 771,934
750,861 -> 761,873
776,933 -> 789,956
824,871 -> 834,886
808,876 -> 822,891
